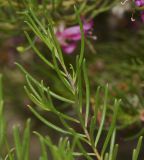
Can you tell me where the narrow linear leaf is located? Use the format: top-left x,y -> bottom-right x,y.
13,126 -> 22,160
83,59 -> 90,127
22,119 -> 31,160
109,129 -> 116,160
95,84 -> 108,147
101,100 -> 120,156
28,105 -> 71,135
15,63 -> 74,104
112,144 -> 119,160
132,136 -> 143,160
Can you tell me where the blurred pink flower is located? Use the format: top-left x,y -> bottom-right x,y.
135,0 -> 144,7
56,20 -> 94,54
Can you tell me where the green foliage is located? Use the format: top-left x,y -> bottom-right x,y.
0,0 -> 119,27
13,119 -> 31,160
0,1 -> 144,160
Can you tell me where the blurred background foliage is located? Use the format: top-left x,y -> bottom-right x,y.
0,0 -> 144,159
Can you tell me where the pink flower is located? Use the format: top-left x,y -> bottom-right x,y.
56,20 -> 94,54
135,0 -> 144,7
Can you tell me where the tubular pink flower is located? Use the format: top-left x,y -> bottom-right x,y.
56,20 -> 94,54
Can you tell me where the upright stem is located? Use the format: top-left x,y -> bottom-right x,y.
84,128 -> 102,160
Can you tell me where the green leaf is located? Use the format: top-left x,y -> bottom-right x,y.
112,144 -> 119,160
34,132 -> 48,160
132,136 -> 143,160
108,129 -> 116,160
95,84 -> 108,147
74,6 -> 84,67
101,100 -> 120,156
83,59 -> 90,127
24,31 -> 54,69
104,153 -> 109,160
13,125 -> 22,159
16,63 -> 74,104
22,119 -> 31,160
28,105 -> 71,135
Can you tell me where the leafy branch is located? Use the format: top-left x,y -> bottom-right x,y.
13,7 -> 143,160
0,3 -> 143,160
